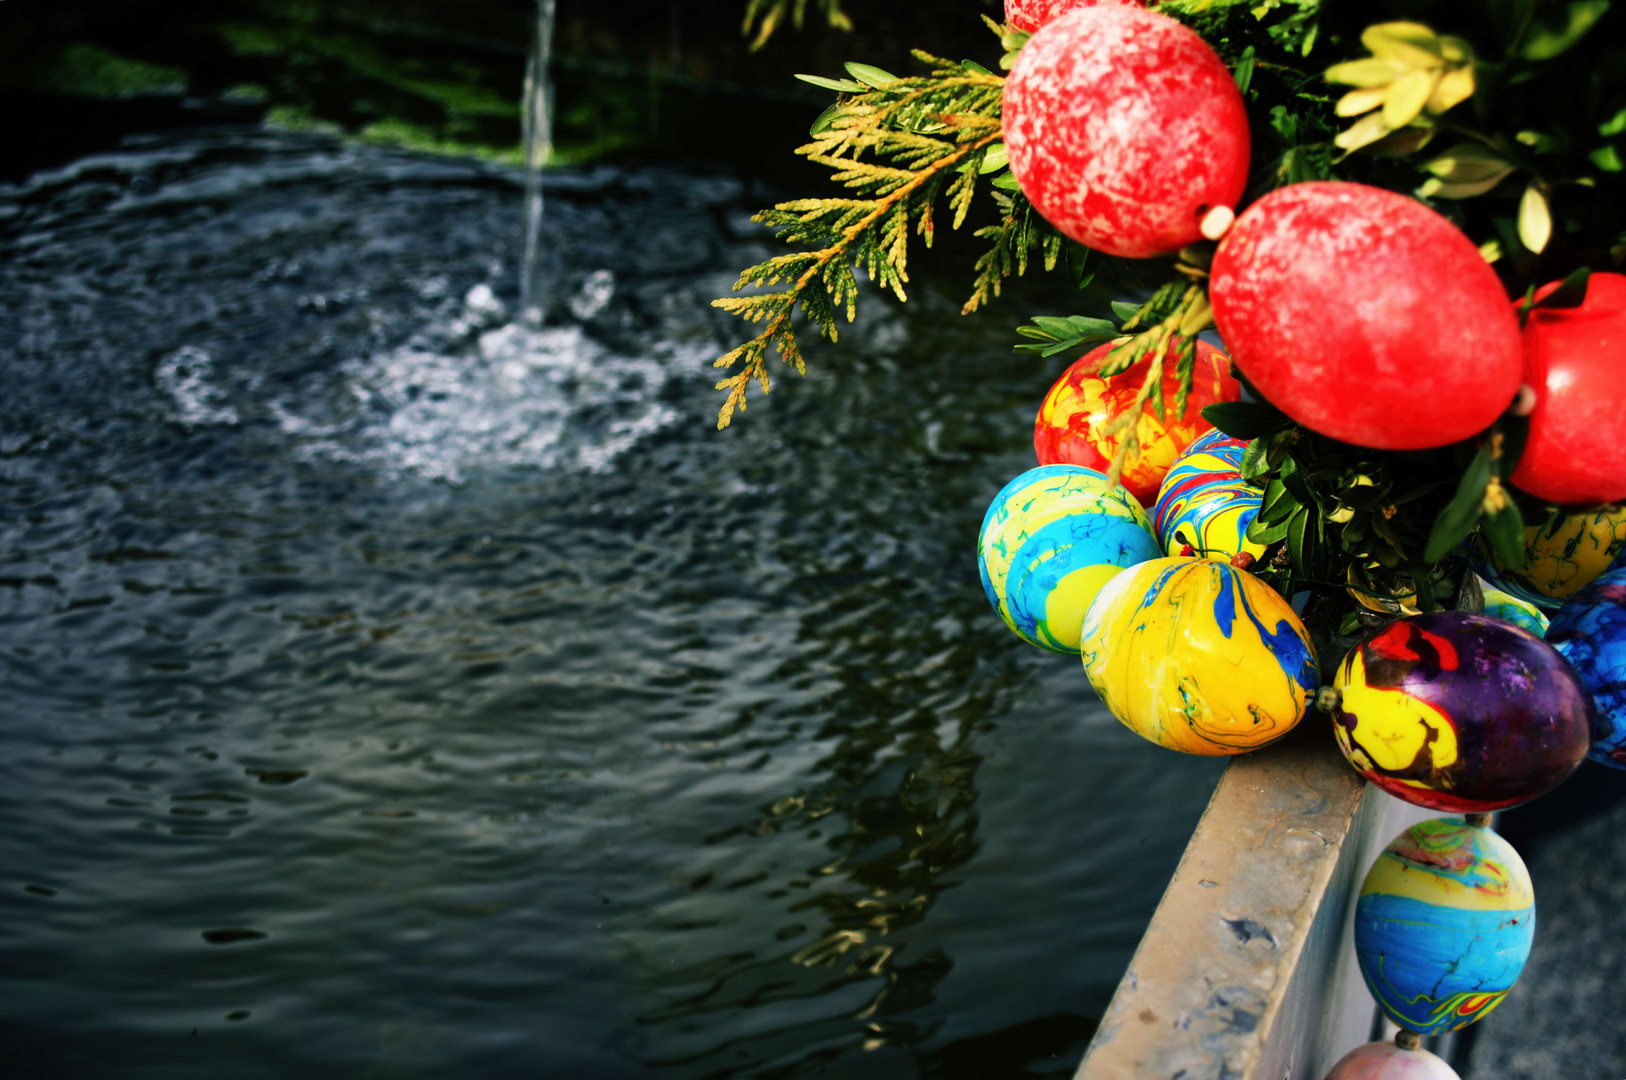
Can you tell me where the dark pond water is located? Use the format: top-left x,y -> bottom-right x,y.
0,130 -> 1224,1079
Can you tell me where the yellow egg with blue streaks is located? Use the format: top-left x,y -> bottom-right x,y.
978,465 -> 1159,654
1152,429 -> 1266,561
1475,505 -> 1626,611
1080,558 -> 1317,754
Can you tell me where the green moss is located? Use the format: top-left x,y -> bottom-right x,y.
35,43 -> 188,99
263,104 -> 344,135
357,118 -> 523,163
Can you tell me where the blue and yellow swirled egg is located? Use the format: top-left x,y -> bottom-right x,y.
1547,566 -> 1626,769
978,465 -> 1159,654
1355,818 -> 1534,1035
1151,429 -> 1266,561
1079,558 -> 1316,754
1480,583 -> 1550,637
1476,506 -> 1626,611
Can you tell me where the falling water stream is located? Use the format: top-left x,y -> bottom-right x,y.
520,0 -> 558,327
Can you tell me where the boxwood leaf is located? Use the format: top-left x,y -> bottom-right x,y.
1201,401 -> 1290,440
1424,439 -> 1495,563
1484,501 -> 1528,567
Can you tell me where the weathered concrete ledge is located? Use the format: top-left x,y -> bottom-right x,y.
1075,719 -> 1435,1080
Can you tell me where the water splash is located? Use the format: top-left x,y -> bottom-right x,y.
519,0 -> 557,327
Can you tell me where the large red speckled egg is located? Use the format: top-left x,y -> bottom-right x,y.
1003,4 -> 1250,258
1332,612 -> 1593,812
1210,182 -> 1523,450
1512,271 -> 1626,506
1005,0 -> 1143,35
1034,338 -> 1239,506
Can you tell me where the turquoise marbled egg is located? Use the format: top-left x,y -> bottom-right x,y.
1151,429 -> 1265,561
977,465 -> 1158,654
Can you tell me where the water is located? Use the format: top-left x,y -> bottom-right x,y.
0,129 -> 1225,1078
520,0 -> 558,327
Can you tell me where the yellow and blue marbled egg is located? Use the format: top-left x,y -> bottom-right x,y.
977,464 -> 1159,654
1479,582 -> 1549,637
1079,558 -> 1316,754
1476,506 -> 1626,611
1355,818 -> 1534,1036
1151,429 -> 1265,561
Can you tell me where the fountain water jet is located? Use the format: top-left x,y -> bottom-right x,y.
519,0 -> 557,327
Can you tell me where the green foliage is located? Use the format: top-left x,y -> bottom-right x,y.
711,52 -> 1015,428
743,0 -> 853,51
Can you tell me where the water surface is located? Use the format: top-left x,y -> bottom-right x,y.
0,130 -> 1224,1078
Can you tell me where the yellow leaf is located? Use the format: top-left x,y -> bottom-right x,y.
1361,22 -> 1445,67
1427,66 -> 1475,115
1368,127 -> 1437,157
1421,142 -> 1512,183
1383,69 -> 1441,129
1337,87 -> 1389,117
1518,184 -> 1552,253
1325,57 -> 1408,87
1336,112 -> 1394,152
1479,239 -> 1503,263
1418,169 -> 1513,199
1437,36 -> 1474,64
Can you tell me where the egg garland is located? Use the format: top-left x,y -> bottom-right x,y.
1003,3 -> 1251,258
1512,272 -> 1626,506
1475,505 -> 1626,612
1034,339 -> 1239,507
1209,182 -> 1524,450
1546,565 -> 1626,769
1331,613 -> 1593,812
1152,429 -> 1265,562
977,464 -> 1159,654
1354,818 -> 1534,1036
1080,558 -> 1317,755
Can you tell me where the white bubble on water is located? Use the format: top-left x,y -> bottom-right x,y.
155,346 -> 240,427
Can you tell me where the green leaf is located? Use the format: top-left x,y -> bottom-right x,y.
1241,437 -> 1271,481
1603,106 -> 1626,137
1521,1 -> 1612,60
991,171 -> 1021,191
1592,144 -> 1625,172
1423,440 -> 1495,563
1484,501 -> 1529,568
961,60 -> 997,77
1234,46 -> 1257,94
844,62 -> 900,88
1533,266 -> 1592,309
1066,241 -> 1093,290
1248,513 -> 1293,546
796,73 -> 866,92
1201,401 -> 1290,440
1339,610 -> 1365,636
979,143 -> 1009,174
1257,478 -> 1298,525
1287,505 -> 1312,575
1110,300 -> 1141,322
1497,415 -> 1529,481
809,102 -> 842,136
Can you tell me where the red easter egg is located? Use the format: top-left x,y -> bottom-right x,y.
1034,338 -> 1239,506
1511,271 -> 1626,506
1005,0 -> 1143,35
1003,4 -> 1250,258
1210,182 -> 1523,449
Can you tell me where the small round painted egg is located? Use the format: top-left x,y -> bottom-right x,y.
1333,613 -> 1593,812
1475,505 -> 1626,611
1153,429 -> 1265,561
1080,558 -> 1317,754
1035,339 -> 1239,507
1479,582 -> 1549,638
1355,818 -> 1534,1036
1323,1040 -> 1460,1080
1546,566 -> 1626,769
978,464 -> 1159,654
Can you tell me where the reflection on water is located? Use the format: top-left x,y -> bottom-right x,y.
0,130 -> 1223,1078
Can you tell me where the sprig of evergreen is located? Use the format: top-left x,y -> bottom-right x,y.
711,53 -> 1007,428
742,0 -> 853,51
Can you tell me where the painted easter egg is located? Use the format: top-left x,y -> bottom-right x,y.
1080,558 -> 1317,754
1004,0 -> 1142,35
1035,339 -> 1240,507
1355,818 -> 1534,1036
1333,613 -> 1593,812
1476,505 -> 1626,611
1003,4 -> 1251,257
1546,566 -> 1626,769
978,464 -> 1159,654
1512,271 -> 1626,506
1479,583 -> 1549,638
1152,428 -> 1265,561
1210,182 -> 1523,450
1323,1040 -> 1460,1080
